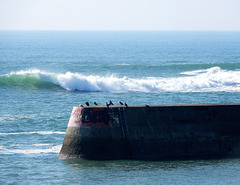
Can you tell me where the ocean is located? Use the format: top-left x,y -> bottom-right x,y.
0,31 -> 240,184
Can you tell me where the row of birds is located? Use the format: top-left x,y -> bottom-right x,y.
84,100 -> 128,107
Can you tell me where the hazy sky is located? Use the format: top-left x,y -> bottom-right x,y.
0,0 -> 240,30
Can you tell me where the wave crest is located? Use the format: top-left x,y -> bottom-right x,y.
0,69 -> 58,88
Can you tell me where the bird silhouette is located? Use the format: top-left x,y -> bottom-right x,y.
109,100 -> 114,105
119,101 -> 123,105
106,102 -> 109,108
124,102 -> 128,107
94,102 -> 98,106
85,102 -> 90,106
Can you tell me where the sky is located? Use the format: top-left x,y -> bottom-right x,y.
0,0 -> 240,30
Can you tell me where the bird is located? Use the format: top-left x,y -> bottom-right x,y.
106,102 -> 109,108
119,101 -> 123,105
109,100 -> 114,105
145,104 -> 149,107
85,102 -> 90,106
124,102 -> 128,107
94,102 -> 98,106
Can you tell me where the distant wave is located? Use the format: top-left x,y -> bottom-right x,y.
116,63 -> 131,66
1,67 -> 240,92
0,131 -> 65,135
0,144 -> 62,154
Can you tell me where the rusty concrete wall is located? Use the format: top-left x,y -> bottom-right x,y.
59,103 -> 240,160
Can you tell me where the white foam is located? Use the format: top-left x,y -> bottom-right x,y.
55,68 -> 240,92
0,145 -> 62,154
116,63 -> 131,66
9,144 -> 52,147
0,131 -> 65,135
3,67 -> 240,92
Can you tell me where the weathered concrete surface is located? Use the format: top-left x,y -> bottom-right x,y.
59,103 -> 240,160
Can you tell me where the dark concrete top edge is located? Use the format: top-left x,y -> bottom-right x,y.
76,103 -> 240,108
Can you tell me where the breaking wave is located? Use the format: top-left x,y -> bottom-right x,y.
1,67 -> 240,92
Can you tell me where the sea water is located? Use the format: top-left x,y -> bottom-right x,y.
0,31 -> 240,184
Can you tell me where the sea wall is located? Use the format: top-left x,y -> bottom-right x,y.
59,103 -> 240,160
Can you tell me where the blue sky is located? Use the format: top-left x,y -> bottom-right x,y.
0,0 -> 239,30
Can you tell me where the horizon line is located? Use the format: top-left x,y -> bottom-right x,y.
0,29 -> 240,32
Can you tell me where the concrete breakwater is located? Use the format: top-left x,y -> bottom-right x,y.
59,103 -> 240,160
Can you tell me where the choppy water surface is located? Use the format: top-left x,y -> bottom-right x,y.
1,31 -> 240,184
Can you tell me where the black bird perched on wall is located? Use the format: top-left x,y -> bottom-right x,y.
109,100 -> 114,105
86,102 -> 90,106
106,102 -> 109,108
119,101 -> 123,105
124,102 -> 128,107
94,102 -> 98,106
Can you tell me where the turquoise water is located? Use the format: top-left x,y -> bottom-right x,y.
1,31 -> 240,184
